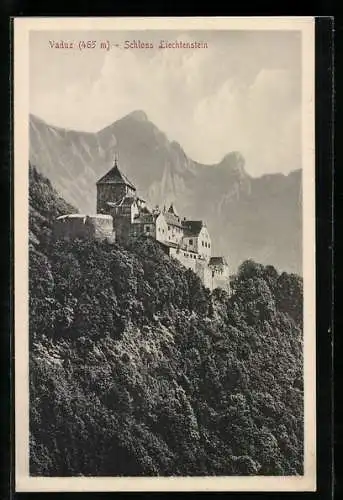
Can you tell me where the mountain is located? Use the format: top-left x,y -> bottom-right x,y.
29,112 -> 302,274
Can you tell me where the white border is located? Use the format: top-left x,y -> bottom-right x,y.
14,16 -> 316,492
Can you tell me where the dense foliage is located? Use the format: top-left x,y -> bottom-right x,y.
29,165 -> 304,476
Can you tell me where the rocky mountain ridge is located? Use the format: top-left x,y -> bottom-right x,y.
29,111 -> 302,274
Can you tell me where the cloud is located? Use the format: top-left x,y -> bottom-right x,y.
30,32 -> 301,175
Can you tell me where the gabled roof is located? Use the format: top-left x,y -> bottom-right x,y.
182,220 -> 204,237
96,162 -> 136,191
209,256 -> 228,267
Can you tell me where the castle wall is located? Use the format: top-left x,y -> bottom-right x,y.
170,247 -> 198,272
85,215 -> 115,242
53,214 -> 115,242
53,216 -> 90,240
170,247 -> 230,291
171,252 -> 214,290
112,216 -> 132,243
195,261 -> 213,289
212,275 -> 231,293
208,264 -> 231,293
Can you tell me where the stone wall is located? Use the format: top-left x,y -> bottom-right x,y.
85,215 -> 115,242
170,247 -> 199,272
171,250 -> 230,291
158,243 -> 225,290
195,261 -> 213,289
53,214 -> 115,243
112,216 -> 132,243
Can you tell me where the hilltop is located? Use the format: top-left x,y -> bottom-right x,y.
29,165 -> 304,476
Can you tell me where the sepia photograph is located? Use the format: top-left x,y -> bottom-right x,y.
14,17 -> 316,492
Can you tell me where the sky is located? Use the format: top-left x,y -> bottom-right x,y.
30,29 -> 302,176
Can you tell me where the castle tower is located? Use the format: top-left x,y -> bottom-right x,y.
96,154 -> 136,214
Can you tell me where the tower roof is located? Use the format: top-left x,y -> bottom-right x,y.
96,158 -> 136,191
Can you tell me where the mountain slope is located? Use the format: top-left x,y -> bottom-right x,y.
30,112 -> 302,274
29,163 -> 78,251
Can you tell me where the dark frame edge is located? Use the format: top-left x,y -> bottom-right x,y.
3,13 -> 335,500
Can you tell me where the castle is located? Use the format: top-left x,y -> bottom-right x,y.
54,157 -> 230,292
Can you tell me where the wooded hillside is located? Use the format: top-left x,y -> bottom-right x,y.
29,165 -> 304,476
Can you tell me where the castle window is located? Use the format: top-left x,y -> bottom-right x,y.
145,225 -> 150,233
202,241 -> 204,247
189,239 -> 193,245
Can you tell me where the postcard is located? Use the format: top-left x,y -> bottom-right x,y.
14,16 -> 315,492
